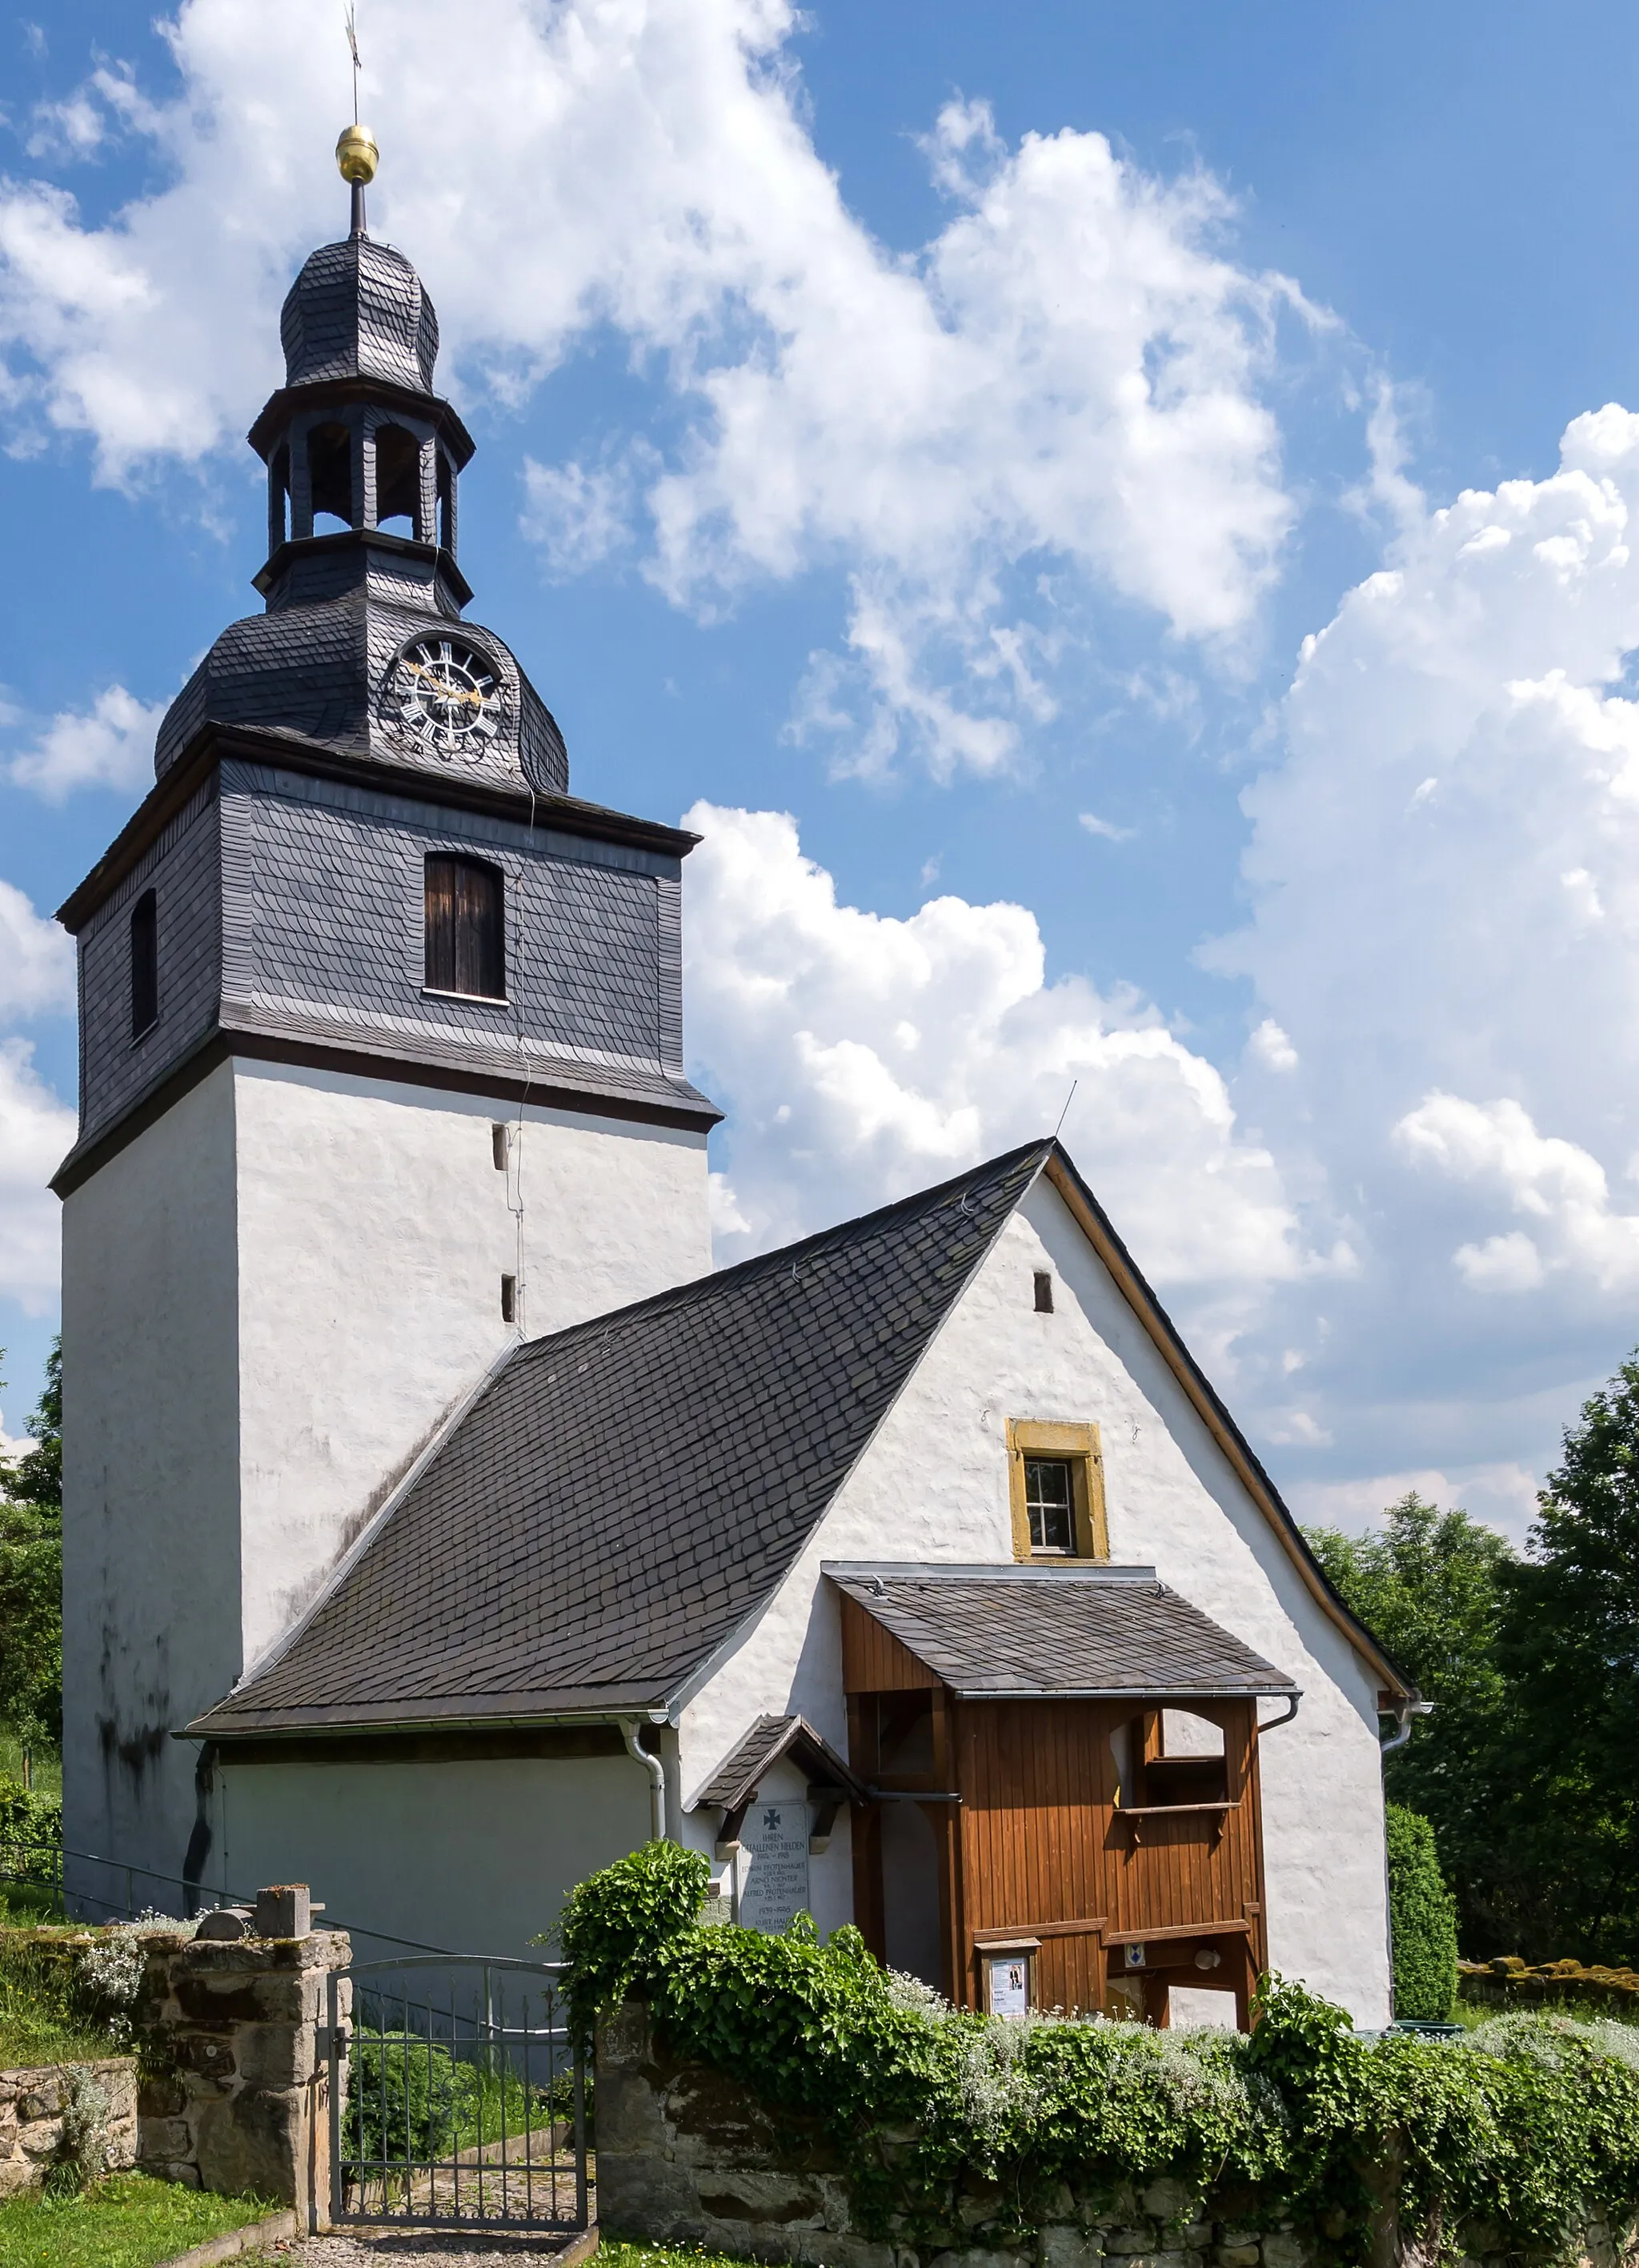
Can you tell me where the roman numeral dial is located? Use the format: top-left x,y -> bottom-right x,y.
387,637 -> 503,758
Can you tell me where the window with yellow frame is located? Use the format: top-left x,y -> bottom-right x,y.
1006,1419 -> 1109,1561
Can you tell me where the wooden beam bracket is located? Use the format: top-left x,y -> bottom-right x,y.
807,1782 -> 846,1853
715,1797 -> 751,1859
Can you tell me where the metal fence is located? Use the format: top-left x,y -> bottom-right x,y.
329,1954 -> 588,2231
0,1840 -> 460,1961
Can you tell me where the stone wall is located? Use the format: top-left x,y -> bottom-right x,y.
0,2058 -> 136,2198
1460,1956 -> 1639,2018
133,1919 -> 351,2229
0,1908 -> 349,2224
595,2003 -> 1639,2268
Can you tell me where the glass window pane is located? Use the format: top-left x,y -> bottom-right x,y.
1024,1457 -> 1074,1553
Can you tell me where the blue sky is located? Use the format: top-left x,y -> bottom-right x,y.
5,0 -> 1639,1539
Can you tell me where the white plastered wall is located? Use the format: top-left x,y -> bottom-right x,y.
61,1060 -> 242,1892
214,1752 -> 652,1958
231,1060 -> 711,1665
679,1173 -> 1392,2025
63,1052 -> 710,1899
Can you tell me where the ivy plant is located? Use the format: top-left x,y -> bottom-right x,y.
559,1842 -> 1639,2265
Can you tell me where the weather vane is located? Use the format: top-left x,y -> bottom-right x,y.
335,2 -> 379,237
345,2 -> 362,122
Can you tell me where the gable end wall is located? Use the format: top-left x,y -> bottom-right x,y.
678,1175 -> 1391,2024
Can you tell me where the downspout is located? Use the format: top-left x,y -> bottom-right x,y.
619,1717 -> 667,1843
1381,1696 -> 1433,1755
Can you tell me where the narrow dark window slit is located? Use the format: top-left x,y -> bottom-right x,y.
425,856 -> 505,1000
1033,1270 -> 1054,1312
130,889 -> 158,1040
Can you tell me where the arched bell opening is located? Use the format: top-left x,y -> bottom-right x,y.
437,450 -> 458,555
266,443 -> 290,555
307,419 -> 355,531
374,423 -> 421,534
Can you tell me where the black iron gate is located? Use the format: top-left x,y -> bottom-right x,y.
327,1954 -> 588,2232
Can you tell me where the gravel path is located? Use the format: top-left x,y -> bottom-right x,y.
262,2230 -> 593,2266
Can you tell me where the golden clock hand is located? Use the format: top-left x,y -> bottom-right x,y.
403,658 -> 487,708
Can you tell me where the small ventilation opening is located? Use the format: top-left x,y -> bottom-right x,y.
500,1274 -> 518,1325
130,889 -> 158,1040
1033,1270 -> 1054,1313
491,1123 -> 510,1171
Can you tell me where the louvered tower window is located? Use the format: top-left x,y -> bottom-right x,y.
424,856 -> 505,1001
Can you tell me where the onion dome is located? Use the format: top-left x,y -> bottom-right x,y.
279,236 -> 439,393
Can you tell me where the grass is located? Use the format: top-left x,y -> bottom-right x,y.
0,1933 -> 122,2069
0,1733 -> 61,1801
600,2247 -> 749,2268
0,2171 -> 275,2268
1454,1989 -> 1639,2030
0,1881 -> 66,1930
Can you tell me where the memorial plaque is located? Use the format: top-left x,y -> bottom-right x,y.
737,1800 -> 811,1933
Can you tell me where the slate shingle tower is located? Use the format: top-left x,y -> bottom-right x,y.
54,134 -> 719,1898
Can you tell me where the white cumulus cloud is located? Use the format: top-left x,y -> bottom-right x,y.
1394,1092 -> 1639,1294
682,803 -> 1316,1329
0,1038 -> 74,1312
0,0 -> 1300,779
1204,399 -> 1639,1484
10,684 -> 166,799
0,880 -> 74,1017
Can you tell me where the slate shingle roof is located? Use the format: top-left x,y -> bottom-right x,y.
190,1140 -> 1053,1737
281,236 -> 438,391
695,1716 -> 867,1810
824,1565 -> 1297,1698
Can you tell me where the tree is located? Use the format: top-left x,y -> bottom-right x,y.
1493,1352 -> 1639,1963
4,1339 -> 60,1513
0,1341 -> 62,1763
1305,1495 -> 1517,1952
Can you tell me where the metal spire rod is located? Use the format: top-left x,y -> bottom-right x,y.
335,6 -> 378,240
344,3 -> 367,234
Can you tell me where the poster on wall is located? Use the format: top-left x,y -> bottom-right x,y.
737,1801 -> 811,1933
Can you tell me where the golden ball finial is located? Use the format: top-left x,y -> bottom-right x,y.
336,123 -> 379,185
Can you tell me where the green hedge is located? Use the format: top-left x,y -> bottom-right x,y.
1386,1803 -> 1458,2021
561,1841 -> 1639,2266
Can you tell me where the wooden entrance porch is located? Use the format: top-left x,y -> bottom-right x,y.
831,1563 -> 1296,2026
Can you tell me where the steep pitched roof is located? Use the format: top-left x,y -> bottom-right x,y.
826,1565 -> 1297,1698
189,1140 -> 1052,1736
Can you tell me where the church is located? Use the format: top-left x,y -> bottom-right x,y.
54,130 -> 1411,2030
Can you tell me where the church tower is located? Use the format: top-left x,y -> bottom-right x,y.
54,133 -> 719,1896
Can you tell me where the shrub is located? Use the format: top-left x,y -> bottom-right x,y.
343,2023 -> 547,2167
0,1776 -> 61,1867
1387,1803 -> 1459,2021
561,1840 -> 1639,2265
347,2028 -> 471,2162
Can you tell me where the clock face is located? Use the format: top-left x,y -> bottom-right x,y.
387,637 -> 503,758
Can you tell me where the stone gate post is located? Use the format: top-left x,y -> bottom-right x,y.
137,1888 -> 351,2232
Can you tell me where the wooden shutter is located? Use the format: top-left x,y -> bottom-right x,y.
425,856 -> 504,1000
